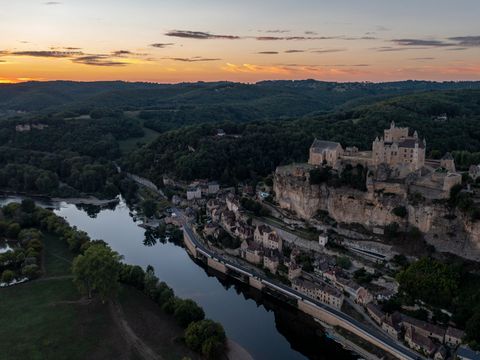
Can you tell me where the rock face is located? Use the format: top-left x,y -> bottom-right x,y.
274,165 -> 480,261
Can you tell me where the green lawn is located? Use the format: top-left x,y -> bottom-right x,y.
118,126 -> 160,154
0,234 -> 127,360
43,234 -> 74,277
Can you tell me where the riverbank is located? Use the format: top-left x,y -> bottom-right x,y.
0,222 -> 200,360
0,190 -> 119,206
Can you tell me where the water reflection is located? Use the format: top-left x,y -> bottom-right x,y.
0,195 -> 356,360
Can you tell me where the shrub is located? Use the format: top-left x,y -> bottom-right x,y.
22,264 -> 40,279
173,299 -> 205,328
185,319 -> 226,359
1,270 -> 15,284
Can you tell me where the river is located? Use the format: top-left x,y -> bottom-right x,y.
0,195 -> 356,360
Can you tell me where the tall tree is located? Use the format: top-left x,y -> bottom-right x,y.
72,244 -> 122,302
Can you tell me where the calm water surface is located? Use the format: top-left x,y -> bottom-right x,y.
0,196 -> 356,360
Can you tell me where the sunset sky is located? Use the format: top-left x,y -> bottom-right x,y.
1,0 -> 480,84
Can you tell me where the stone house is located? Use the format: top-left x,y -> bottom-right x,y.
287,262 -> 302,280
445,326 -> 464,347
434,346 -> 448,360
366,303 -> 385,325
264,232 -> 283,252
254,224 -> 273,243
186,187 -> 202,200
226,194 -> 241,214
308,139 -> 344,168
405,327 -> 437,357
263,252 -> 280,274
469,165 -> 480,181
402,315 -> 445,343
440,152 -> 456,172
208,181 -> 220,195
292,277 -> 344,310
241,241 -> 263,265
382,312 -> 402,339
235,222 -> 254,241
356,287 -> 373,305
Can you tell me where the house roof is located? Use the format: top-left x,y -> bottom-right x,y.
310,139 -> 341,153
366,303 -> 385,319
457,346 -> 480,360
402,315 -> 445,337
257,224 -> 273,235
442,152 -> 454,160
446,326 -> 465,340
398,138 -> 425,149
406,327 -> 437,354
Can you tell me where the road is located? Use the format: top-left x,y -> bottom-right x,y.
177,207 -> 423,360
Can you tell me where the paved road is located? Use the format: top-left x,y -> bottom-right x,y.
179,212 -> 423,360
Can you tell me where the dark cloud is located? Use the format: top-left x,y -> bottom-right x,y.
376,25 -> 390,32
72,55 -> 126,66
311,48 -> 347,53
448,36 -> 480,47
373,46 -> 429,52
410,57 -> 435,61
257,51 -> 279,55
255,35 -> 338,41
44,1 -> 61,4
392,38 -> 452,47
150,43 -> 175,48
165,30 -> 241,40
112,50 -> 133,56
284,49 -> 305,53
162,56 -> 221,62
445,47 -> 468,51
10,50 -> 83,58
305,31 -> 318,35
63,47 -> 82,50
259,29 -> 290,34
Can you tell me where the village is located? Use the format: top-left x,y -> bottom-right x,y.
158,123 -> 480,360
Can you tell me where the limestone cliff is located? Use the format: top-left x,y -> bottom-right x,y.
274,164 -> 480,261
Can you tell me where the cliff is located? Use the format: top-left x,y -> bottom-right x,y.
274,164 -> 480,261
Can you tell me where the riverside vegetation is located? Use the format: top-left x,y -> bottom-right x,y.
0,199 -> 226,360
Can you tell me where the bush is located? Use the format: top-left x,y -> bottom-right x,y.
173,299 -> 205,328
185,319 -> 226,359
1,270 -> 15,284
336,256 -> 352,270
22,264 -> 40,279
6,223 -> 21,239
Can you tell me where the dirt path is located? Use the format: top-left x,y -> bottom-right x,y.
109,300 -> 163,360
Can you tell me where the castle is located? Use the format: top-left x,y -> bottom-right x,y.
309,122 -> 426,173
372,122 -> 426,171
307,122 -> 461,198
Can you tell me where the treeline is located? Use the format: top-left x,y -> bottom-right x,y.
123,89 -> 480,185
0,201 -> 227,359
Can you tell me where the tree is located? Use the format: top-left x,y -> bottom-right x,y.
1,270 -> 15,284
466,311 -> 480,350
185,319 -> 226,359
21,199 -> 36,213
173,299 -> 205,327
72,244 -> 122,301
336,256 -> 352,270
141,200 -> 157,218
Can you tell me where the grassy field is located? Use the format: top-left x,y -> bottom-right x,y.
118,125 -> 160,154
0,233 -> 196,360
